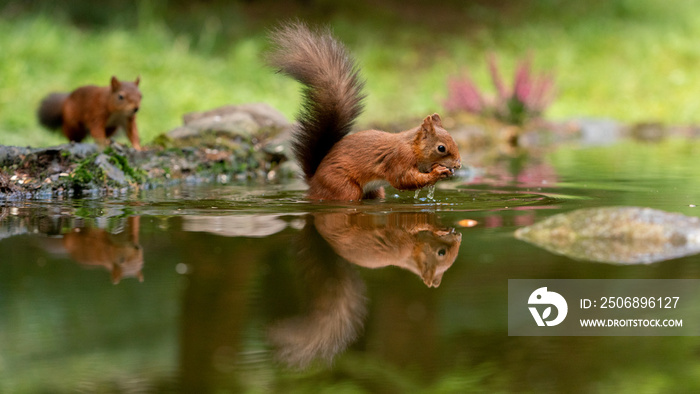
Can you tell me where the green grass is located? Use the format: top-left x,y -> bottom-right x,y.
0,14 -> 298,147
2,0 -> 700,147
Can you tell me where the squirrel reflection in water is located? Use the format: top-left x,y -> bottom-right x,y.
315,212 -> 462,288
268,211 -> 462,368
43,216 -> 143,284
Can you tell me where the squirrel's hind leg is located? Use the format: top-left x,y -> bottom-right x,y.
307,176 -> 364,201
62,122 -> 88,142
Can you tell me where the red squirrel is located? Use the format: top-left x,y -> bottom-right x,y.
37,76 -> 142,150
269,23 -> 461,200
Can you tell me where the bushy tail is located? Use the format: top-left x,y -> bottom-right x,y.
268,22 -> 365,179
37,93 -> 68,130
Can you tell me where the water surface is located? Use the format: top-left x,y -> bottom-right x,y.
2,140 -> 700,392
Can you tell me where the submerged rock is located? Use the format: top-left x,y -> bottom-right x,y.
514,206 -> 700,264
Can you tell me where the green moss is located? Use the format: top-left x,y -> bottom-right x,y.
104,147 -> 146,183
70,153 -> 104,186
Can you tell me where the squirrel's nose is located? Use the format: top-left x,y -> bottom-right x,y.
133,107 -> 139,113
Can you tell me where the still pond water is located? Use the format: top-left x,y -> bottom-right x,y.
3,139 -> 700,393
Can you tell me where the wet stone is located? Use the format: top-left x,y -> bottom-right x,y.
515,206 -> 700,264
94,154 -> 128,186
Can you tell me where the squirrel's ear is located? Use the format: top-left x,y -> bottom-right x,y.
421,116 -> 435,133
420,115 -> 437,136
134,76 -> 140,86
431,113 -> 443,128
110,76 -> 120,92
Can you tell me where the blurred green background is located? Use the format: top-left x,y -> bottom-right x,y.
1,0 -> 699,147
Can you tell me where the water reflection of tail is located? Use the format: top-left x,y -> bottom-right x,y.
268,215 -> 367,369
314,212 -> 462,288
44,216 -> 143,283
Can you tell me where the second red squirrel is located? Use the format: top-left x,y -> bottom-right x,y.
269,23 -> 462,201
37,76 -> 142,150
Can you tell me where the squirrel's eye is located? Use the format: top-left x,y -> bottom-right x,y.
437,145 -> 446,153
438,248 -> 447,256
118,94 -> 124,100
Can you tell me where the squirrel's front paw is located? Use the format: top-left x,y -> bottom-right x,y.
432,165 -> 453,180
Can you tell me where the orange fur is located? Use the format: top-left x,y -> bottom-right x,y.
61,216 -> 143,284
315,212 -> 462,287
38,76 -> 142,150
269,23 -> 461,200
308,114 -> 461,200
